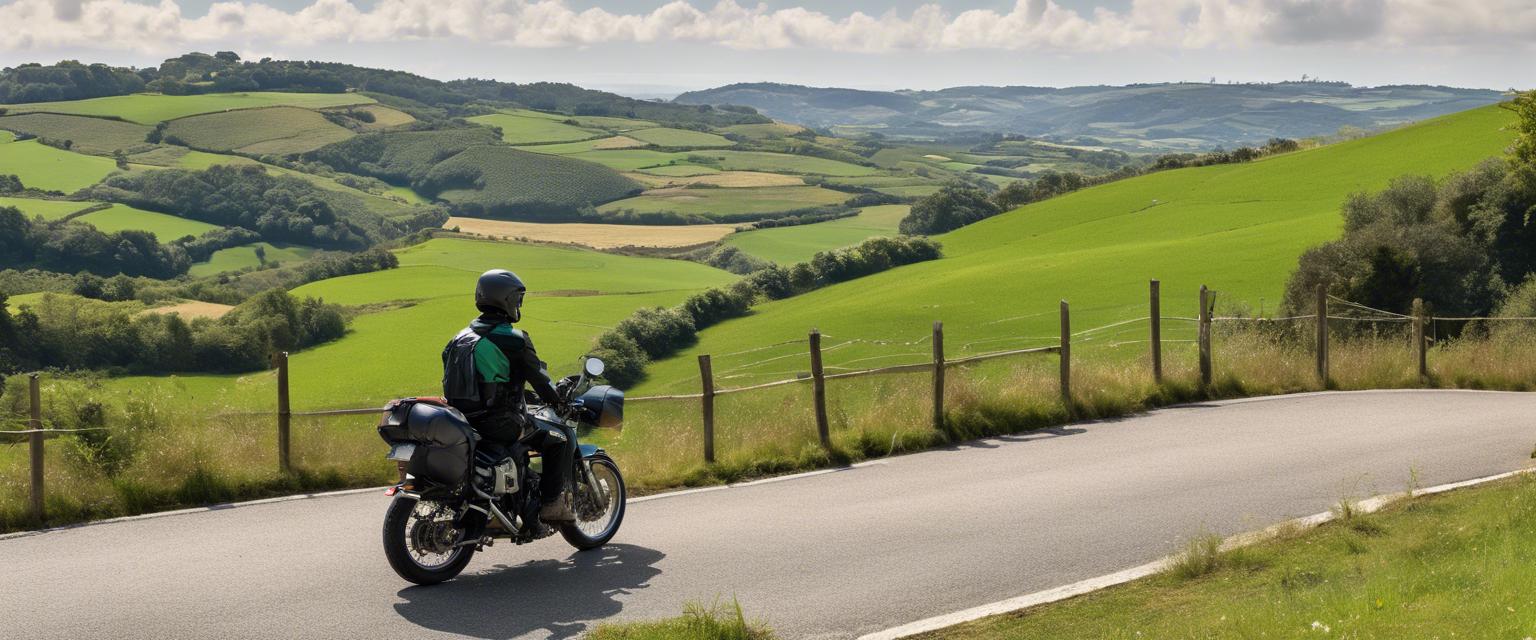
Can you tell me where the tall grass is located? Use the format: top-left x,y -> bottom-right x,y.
587,599 -> 775,640
5,321 -> 1536,532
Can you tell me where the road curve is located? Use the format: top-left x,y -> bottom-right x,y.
3,390 -> 1533,639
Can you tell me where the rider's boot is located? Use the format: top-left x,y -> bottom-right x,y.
538,491 -> 575,523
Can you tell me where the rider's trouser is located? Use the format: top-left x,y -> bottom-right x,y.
474,412 -> 575,503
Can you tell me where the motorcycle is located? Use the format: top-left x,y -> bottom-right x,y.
376,356 -> 627,585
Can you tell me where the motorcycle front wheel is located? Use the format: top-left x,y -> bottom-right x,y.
561,454 -> 627,551
382,496 -> 475,585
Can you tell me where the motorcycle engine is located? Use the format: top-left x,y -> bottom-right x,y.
473,457 -> 520,496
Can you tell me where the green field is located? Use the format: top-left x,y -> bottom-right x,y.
876,185 -> 943,198
188,242 -> 317,277
693,150 -> 878,176
599,185 -> 850,218
513,136 -> 645,155
384,185 -> 427,204
198,237 -> 737,407
0,196 -> 95,220
632,105 -> 1518,394
568,149 -> 693,172
636,164 -> 722,177
725,205 -> 909,263
469,113 -> 603,144
0,113 -> 154,155
75,204 -> 220,240
721,122 -> 807,139
0,140 -> 122,192
1,92 -> 375,124
627,127 -> 734,148
0,129 -> 12,143
570,114 -> 656,130
431,146 -> 640,213
165,106 -> 355,155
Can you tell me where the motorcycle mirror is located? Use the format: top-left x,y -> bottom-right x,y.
584,357 -> 606,377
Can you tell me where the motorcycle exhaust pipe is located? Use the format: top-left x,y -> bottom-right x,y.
486,501 -> 519,533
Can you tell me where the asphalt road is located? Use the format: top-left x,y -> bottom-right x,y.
3,390 -> 1533,640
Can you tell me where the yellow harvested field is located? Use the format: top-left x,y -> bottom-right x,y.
626,171 -> 805,189
445,217 -> 740,249
593,136 -> 644,150
344,105 -> 416,130
138,300 -> 235,320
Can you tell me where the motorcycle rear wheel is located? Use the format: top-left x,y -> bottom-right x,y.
560,454 -> 626,551
383,496 -> 475,585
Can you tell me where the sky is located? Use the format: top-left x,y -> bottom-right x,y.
0,0 -> 1530,96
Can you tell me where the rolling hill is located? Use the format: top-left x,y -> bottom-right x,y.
675,82 -> 1506,150
630,104 -> 1518,394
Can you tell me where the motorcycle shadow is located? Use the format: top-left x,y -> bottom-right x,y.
392,543 -> 665,640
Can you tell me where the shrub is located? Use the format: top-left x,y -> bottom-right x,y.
589,332 -> 649,389
613,307 -> 696,359
682,288 -> 753,331
899,183 -> 1002,235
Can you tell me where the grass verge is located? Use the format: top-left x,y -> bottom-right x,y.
587,600 -> 776,640
913,473 -> 1536,639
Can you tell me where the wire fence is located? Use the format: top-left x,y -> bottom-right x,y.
11,279 -> 1536,521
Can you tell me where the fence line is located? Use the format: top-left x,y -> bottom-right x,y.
9,281 -> 1520,522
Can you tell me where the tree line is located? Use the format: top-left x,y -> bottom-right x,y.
1,52 -> 769,129
0,288 -> 346,378
84,165 -> 379,250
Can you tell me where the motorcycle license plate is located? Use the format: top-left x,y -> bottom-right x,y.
385,443 -> 416,462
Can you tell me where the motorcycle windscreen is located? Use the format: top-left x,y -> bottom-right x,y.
576,385 -> 625,430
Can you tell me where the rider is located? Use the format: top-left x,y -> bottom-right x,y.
447,269 -> 575,523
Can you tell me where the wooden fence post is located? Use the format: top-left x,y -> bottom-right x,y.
809,329 -> 830,449
29,373 -> 43,521
1315,284 -> 1329,384
1059,300 -> 1071,413
932,322 -> 945,432
1198,286 -> 1212,387
1150,280 -> 1162,384
276,351 -> 291,474
1413,298 -> 1427,381
698,355 -> 716,464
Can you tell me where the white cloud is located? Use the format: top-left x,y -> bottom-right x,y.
0,0 -> 1531,56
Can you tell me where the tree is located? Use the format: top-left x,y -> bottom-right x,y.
1506,90 -> 1536,167
73,273 -> 104,299
899,183 -> 1002,235
993,181 -> 1034,211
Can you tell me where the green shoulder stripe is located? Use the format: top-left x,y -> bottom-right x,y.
473,335 -> 512,384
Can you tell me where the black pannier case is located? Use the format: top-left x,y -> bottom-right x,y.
378,399 -> 479,488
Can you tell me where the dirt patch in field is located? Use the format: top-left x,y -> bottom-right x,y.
445,216 -> 740,249
138,300 -> 235,320
632,171 -> 804,189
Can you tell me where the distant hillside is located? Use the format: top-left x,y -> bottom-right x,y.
629,105 -> 1517,394
1,53 -> 769,128
674,82 -> 1505,150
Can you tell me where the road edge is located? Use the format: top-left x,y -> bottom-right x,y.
855,466 -> 1536,640
2,389 -> 1520,542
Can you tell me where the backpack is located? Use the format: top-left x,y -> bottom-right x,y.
441,326 -> 493,414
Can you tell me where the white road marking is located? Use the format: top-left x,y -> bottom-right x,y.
857,466 -> 1536,640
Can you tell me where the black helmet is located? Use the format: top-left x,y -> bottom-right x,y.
475,269 -> 526,321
